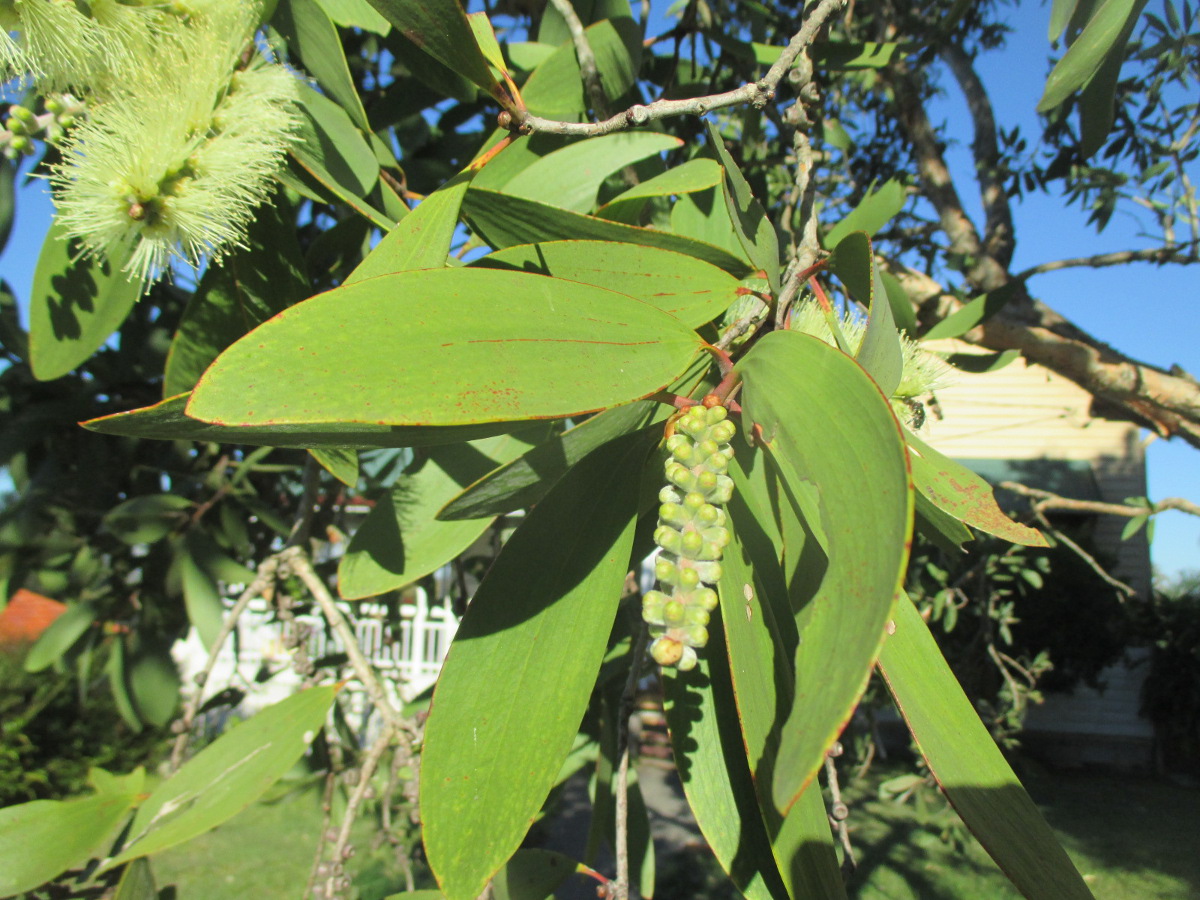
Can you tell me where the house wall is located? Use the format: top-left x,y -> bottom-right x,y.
922,343 -> 1151,596
920,343 -> 1154,765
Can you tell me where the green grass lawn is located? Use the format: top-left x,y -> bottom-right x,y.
146,764 -> 1200,899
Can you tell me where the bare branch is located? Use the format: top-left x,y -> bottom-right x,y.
999,481 -> 1200,519
1014,244 -> 1200,281
323,724 -> 397,898
506,0 -> 846,137
940,44 -> 1014,268
282,546 -> 411,736
613,625 -> 648,900
547,0 -> 612,118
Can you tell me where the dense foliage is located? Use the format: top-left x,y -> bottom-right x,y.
0,0 -> 1196,898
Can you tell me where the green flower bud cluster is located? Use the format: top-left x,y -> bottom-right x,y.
1,94 -> 86,159
644,403 -> 736,671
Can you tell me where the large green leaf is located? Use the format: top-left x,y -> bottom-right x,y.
718,501 -> 846,897
828,232 -> 904,396
28,219 -> 142,381
521,18 -> 641,116
84,394 -> 534,449
105,685 -> 337,868
824,179 -> 906,248
492,849 -> 576,900
503,133 -> 682,214
1077,0 -> 1147,157
706,123 -> 780,292
474,240 -> 741,328
661,637 -> 788,900
878,595 -> 1094,900
438,400 -> 661,521
463,188 -> 753,275
317,0 -> 390,32
338,430 -> 543,599
113,858 -> 158,900
599,159 -> 723,211
921,282 -> 1022,341
274,0 -> 371,130
904,429 -> 1048,547
365,0 -> 502,99
163,201 -> 309,396
420,431 -> 648,900
187,268 -> 705,428
670,186 -> 752,268
346,170 -> 473,283
1038,0 -> 1144,111
738,331 -> 912,814
0,779 -> 140,896
23,602 -> 96,673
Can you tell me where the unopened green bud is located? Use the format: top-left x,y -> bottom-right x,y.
655,525 -> 682,555
676,646 -> 698,671
45,98 -> 64,115
680,530 -> 704,558
684,606 -> 710,626
659,502 -> 687,528
9,135 -> 32,154
693,561 -> 723,583
677,566 -> 701,590
659,486 -> 682,505
685,624 -> 709,647
705,406 -> 728,425
694,588 -> 719,611
694,439 -> 718,458
663,599 -> 686,624
704,453 -> 729,474
710,420 -> 736,443
666,462 -> 696,492
10,106 -> 35,125
697,470 -> 718,493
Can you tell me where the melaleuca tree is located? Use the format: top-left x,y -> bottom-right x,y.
0,0 -> 1196,898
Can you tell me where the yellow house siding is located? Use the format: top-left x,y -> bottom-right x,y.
921,344 -> 1151,597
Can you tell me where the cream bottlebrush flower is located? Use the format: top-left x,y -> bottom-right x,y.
51,34 -> 300,287
1,0 -> 103,90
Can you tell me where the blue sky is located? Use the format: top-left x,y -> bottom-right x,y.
2,1 -> 1197,577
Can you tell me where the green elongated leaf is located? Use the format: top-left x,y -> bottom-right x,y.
463,188 -> 753,275
292,84 -> 390,228
878,595 -> 1094,899
1078,0 -> 1147,157
904,429 -> 1048,547
920,282 -> 1022,341
84,393 -> 536,449
504,133 -> 682,214
879,268 -> 917,334
493,849 -> 575,900
738,331 -> 912,814
598,158 -> 723,216
824,179 -> 906,248
661,634 -> 788,900
475,240 -> 741,328
1039,0 -> 1143,111
470,131 -> 573,193
28,219 -> 142,381
24,602 -> 95,673
178,546 -> 224,649
128,648 -> 181,727
103,495 -> 192,545
311,447 -> 359,486
188,268 -> 704,428
706,122 -> 780,292
275,0 -> 371,130
715,500 -> 844,897
347,170 -> 473,283
108,636 -> 142,731
670,186 -> 752,267
164,201 -> 309,396
365,0 -> 501,99
105,685 -> 337,869
113,858 -> 157,900
915,489 -> 976,552
466,11 -> 506,73
421,431 -> 648,900
521,18 -> 640,116
1049,0 -> 1081,40
338,429 -> 543,599
317,0 -> 390,32
438,400 -> 661,520
0,787 -> 139,896
827,232 -> 904,398
944,348 -> 1021,373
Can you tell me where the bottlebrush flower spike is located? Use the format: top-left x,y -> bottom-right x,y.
49,9 -> 299,288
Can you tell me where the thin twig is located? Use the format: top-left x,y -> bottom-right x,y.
288,454 -> 322,548
824,743 -> 855,877
613,625 -> 649,900
1013,244 -> 1200,281
169,558 -> 281,770
323,724 -> 397,898
998,481 -> 1200,519
282,546 -> 411,737
506,0 -> 846,137
1028,507 -> 1138,599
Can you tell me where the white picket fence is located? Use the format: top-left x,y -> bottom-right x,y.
174,584 -> 460,729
